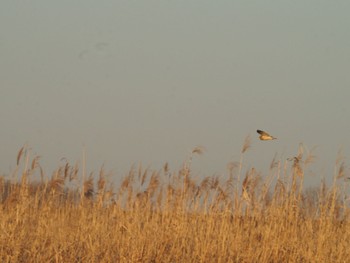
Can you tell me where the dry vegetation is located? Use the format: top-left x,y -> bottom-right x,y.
0,144 -> 349,262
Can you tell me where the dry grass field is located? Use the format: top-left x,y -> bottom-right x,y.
0,144 -> 349,262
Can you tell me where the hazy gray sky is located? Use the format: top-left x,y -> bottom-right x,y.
1,1 -> 350,185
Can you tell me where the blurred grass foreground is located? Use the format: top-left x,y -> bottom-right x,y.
0,144 -> 349,262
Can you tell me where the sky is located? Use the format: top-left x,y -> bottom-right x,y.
1,1 -> 350,186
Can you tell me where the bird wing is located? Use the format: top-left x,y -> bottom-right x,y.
257,130 -> 270,136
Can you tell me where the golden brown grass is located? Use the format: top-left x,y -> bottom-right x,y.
0,145 -> 349,262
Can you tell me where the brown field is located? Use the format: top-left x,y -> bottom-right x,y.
0,144 -> 349,262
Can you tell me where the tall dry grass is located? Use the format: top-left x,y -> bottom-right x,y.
0,144 -> 349,262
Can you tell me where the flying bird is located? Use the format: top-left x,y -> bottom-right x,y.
257,130 -> 277,141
